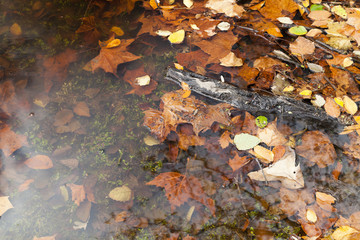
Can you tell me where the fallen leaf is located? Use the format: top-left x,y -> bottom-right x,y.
295,131 -> 336,168
135,75 -> 151,86
168,30 -> 185,44
10,23 -> 21,36
59,158 -> 79,169
90,39 -> 141,76
24,155 -> 53,169
110,26 -> 124,36
233,133 -> 260,150
289,26 -> 308,35
324,97 -> 341,118
332,226 -> 360,240
115,211 -> 131,222
0,125 -> 28,157
147,172 -> 215,215
257,121 -> 287,146
259,0 -> 298,20
219,131 -> 233,149
73,102 -> 90,117
68,184 -> 86,206
0,196 -> 13,216
220,52 -> 243,67
108,186 -> 132,202
306,208 -> 318,223
33,235 -> 57,240
228,153 -> 251,171
343,95 -> 358,115
253,145 -> 274,163
289,37 -> 315,56
272,145 -> 286,162
123,66 -> 158,95
54,109 -> 74,127
205,0 -> 245,17
248,147 -> 304,189
18,179 -> 34,192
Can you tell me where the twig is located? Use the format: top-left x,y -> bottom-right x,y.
323,76 -> 337,91
254,158 -> 268,185
314,39 -> 346,54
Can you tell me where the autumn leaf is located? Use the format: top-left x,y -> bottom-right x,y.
147,172 -> 215,215
73,101 -> 90,117
289,37 -> 315,56
18,179 -> 34,192
89,39 -> 141,76
123,66 -> 158,95
259,0 -> 298,20
68,184 -> 86,206
295,131 -> 336,168
228,153 -> 251,171
0,125 -> 28,157
0,196 -> 13,216
24,155 -> 53,169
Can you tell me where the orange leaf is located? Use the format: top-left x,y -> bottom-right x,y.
219,131 -> 233,149
73,101 -> 90,117
266,27 -> 283,37
253,145 -> 274,163
18,179 -> 34,192
272,145 -> 286,162
228,153 -> 251,171
24,155 -> 53,169
68,184 -> 86,206
147,172 -> 215,215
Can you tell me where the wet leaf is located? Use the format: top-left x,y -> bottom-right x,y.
332,226 -> 360,240
0,196 -> 13,216
233,133 -> 260,151
296,131 -> 336,168
332,5 -> 347,19
289,26 -> 308,35
33,235 -> 57,240
135,75 -> 151,86
68,184 -> 86,206
108,186 -> 132,202
0,125 -> 28,157
123,66 -> 157,95
18,179 -> 34,192
343,95 -> 358,115
144,135 -> 161,146
219,131 -> 233,149
257,121 -> 287,146
228,153 -> 251,171
90,39 -> 141,76
219,52 -> 243,67
147,172 -> 215,215
324,97 -> 340,118
183,0 -> 193,8
168,30 -> 185,44
289,37 -> 315,55
110,26 -> 124,36
248,147 -> 304,189
73,102 -> 90,117
306,208 -> 318,223
24,155 -> 53,169
54,109 -> 74,126
205,0 -> 245,17
253,145 -> 274,163
105,39 -> 121,48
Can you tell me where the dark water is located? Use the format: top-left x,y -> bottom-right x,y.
0,1 -> 359,240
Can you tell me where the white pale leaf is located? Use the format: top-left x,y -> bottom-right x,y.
156,30 -> 172,37
217,22 -> 231,31
234,133 -> 260,150
183,0 -> 193,8
136,75 -> 151,86
247,147 -> 304,189
277,17 -> 294,25
307,62 -> 324,73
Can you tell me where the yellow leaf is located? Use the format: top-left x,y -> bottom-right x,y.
168,30 -> 185,44
150,0 -> 158,9
334,97 -> 344,107
253,145 -> 274,163
283,85 -> 294,92
343,95 -> 358,115
300,89 -> 312,98
266,27 -> 283,37
10,23 -> 22,36
332,226 -> 359,240
331,5 -> 347,19
343,57 -> 353,67
354,116 -> 360,124
105,39 -> 121,48
135,75 -> 151,86
108,186 -> 132,202
174,63 -> 184,70
183,0 -> 193,8
110,26 -> 124,36
306,209 -> 317,223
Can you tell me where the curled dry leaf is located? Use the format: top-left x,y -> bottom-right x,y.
24,155 -> 53,169
73,102 -> 90,117
295,131 -> 336,168
248,147 -> 304,189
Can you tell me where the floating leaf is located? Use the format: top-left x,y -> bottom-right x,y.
168,30 -> 185,44
24,155 -> 53,169
0,125 -> 28,157
108,186 -> 132,202
233,133 -> 260,151
289,26 -> 307,35
0,196 -> 13,216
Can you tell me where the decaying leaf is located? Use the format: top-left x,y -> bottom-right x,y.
252,145 -> 274,163
24,155 -> 53,170
108,186 -> 132,202
68,184 -> 86,206
248,147 -> 304,189
54,109 -> 74,127
73,101 -> 90,117
331,226 -> 360,240
306,208 -> 318,223
0,125 -> 28,157
295,131 -> 336,168
168,30 -> 185,44
147,172 -> 215,215
0,196 -> 13,216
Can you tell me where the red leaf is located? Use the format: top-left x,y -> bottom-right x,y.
147,172 -> 215,215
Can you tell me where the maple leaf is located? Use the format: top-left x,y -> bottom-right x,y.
68,183 -> 86,206
0,125 -> 28,157
41,48 -> 77,92
146,172 -> 215,215
75,16 -> 101,45
89,39 -> 141,76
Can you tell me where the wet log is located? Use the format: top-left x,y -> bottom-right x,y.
165,68 -> 343,132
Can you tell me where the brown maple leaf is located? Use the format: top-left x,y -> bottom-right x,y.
76,16 -> 101,45
0,125 -> 28,157
90,39 -> 141,76
146,172 -> 215,215
68,183 -> 86,206
41,48 -> 77,92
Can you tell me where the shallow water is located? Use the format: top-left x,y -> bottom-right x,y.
0,1 -> 360,240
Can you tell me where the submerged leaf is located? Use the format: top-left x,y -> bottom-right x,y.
24,155 -> 53,169
108,186 -> 132,202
